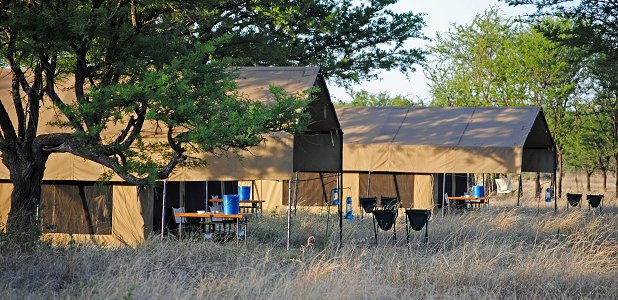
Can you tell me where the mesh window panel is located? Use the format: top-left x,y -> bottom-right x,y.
41,183 -> 113,234
359,173 -> 414,208
283,172 -> 338,206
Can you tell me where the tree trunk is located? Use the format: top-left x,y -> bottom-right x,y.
586,170 -> 593,192
602,169 -> 607,192
615,153 -> 618,196
535,172 -> 541,198
557,152 -> 563,199
3,150 -> 47,237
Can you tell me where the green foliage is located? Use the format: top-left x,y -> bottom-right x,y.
426,9 -> 583,110
337,90 -> 422,107
425,8 -> 590,177
192,0 -> 427,85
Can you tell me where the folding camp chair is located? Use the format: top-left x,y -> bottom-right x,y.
566,193 -> 582,209
371,209 -> 398,245
380,196 -> 399,210
359,196 -> 377,219
405,209 -> 431,244
587,194 -> 604,212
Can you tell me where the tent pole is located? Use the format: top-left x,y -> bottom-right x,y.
553,172 -> 557,213
517,174 -> 522,207
293,172 -> 299,215
393,174 -> 401,204
319,173 -> 327,212
338,172 -> 343,248
160,180 -> 167,240
466,173 -> 470,194
442,173 -> 446,218
367,171 -> 372,197
287,177 -> 292,250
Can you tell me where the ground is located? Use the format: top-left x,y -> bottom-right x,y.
0,174 -> 616,299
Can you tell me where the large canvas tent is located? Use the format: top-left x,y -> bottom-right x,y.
0,66 -> 341,246
287,106 -> 556,213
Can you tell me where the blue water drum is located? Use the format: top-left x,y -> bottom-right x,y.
473,185 -> 485,198
239,186 -> 251,200
223,194 -> 240,214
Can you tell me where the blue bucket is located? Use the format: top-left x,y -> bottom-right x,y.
239,186 -> 251,201
223,194 -> 240,214
473,185 -> 485,198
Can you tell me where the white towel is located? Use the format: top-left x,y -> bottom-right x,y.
495,178 -> 512,193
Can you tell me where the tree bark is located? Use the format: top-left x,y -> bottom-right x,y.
602,169 -> 607,192
557,152 -> 563,199
3,150 -> 47,236
586,170 -> 593,192
615,153 -> 618,196
535,172 -> 541,198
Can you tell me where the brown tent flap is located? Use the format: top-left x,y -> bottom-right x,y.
337,106 -> 556,174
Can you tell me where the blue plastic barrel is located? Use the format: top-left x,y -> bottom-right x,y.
223,194 -> 240,214
239,186 -> 251,200
473,185 -> 485,198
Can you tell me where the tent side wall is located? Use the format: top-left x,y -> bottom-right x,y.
43,184 -> 152,247
249,180 -> 285,212
0,182 -> 11,231
0,182 -> 151,247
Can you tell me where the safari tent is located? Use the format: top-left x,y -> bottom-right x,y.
285,106 -> 556,213
0,66 -> 342,246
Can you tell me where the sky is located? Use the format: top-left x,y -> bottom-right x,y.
327,0 -> 538,103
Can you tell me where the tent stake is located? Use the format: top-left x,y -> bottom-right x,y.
287,178 -> 292,250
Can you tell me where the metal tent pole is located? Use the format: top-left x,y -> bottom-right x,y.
293,172 -> 299,215
442,173 -> 446,218
338,172 -> 343,248
160,180 -> 167,240
287,177 -> 292,250
393,174 -> 401,204
367,171 -> 372,197
517,174 -> 522,207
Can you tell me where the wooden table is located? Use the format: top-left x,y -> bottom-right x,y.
208,199 -> 265,216
446,196 -> 490,212
176,212 -> 252,246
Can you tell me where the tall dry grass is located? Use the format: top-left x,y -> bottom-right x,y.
1,178 -> 617,299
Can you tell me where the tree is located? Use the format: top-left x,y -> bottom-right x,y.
562,101 -> 612,191
426,8 -> 526,106
338,90 -> 421,107
504,0 -> 618,194
0,0 -> 426,236
426,8 -> 586,197
197,0 -> 426,85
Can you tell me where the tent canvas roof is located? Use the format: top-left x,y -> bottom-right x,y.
337,106 -> 555,174
1,67 -> 333,181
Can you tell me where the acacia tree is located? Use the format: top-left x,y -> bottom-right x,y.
339,90 -> 422,107
505,0 -> 618,195
0,0 -> 426,235
563,102 -> 612,192
426,9 -> 585,197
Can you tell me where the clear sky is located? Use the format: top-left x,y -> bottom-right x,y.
327,0 -> 537,103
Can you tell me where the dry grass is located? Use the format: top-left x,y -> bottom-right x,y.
1,177 -> 617,299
